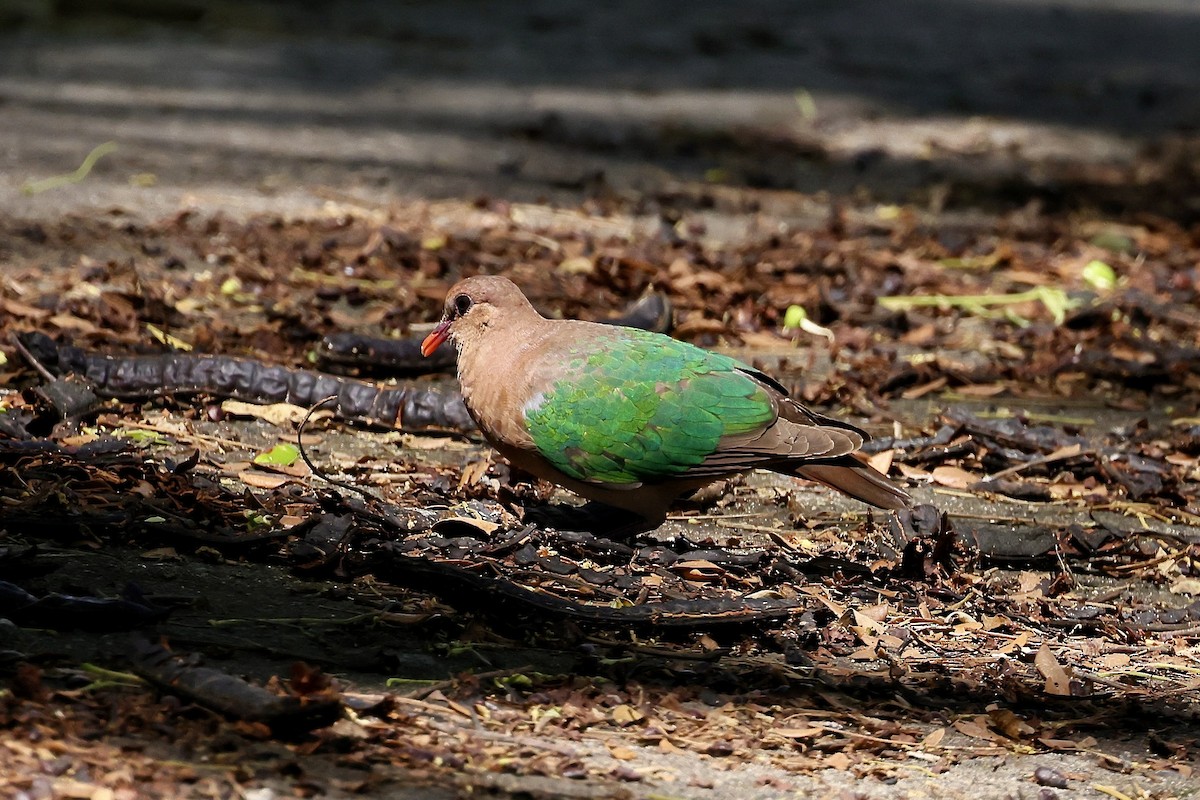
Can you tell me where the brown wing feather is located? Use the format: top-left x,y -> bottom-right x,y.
689,373 -> 911,510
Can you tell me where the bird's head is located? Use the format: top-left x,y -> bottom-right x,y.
421,275 -> 537,357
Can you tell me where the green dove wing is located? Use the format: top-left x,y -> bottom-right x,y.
521,329 -> 778,485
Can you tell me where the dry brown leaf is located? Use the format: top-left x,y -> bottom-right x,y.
950,611 -> 983,632
52,780 -> 100,800
607,744 -> 637,761
238,471 -> 290,489
59,433 -> 101,447
1,298 -> 52,320
401,434 -> 474,450
1169,578 -> 1200,596
867,448 -> 895,475
222,400 -> 312,427
899,322 -> 936,345
982,614 -> 1011,631
858,603 -> 891,623
658,738 -> 683,754
1038,737 -> 1082,751
1035,643 -> 1072,696
931,465 -> 976,488
953,719 -> 1003,743
956,382 -> 1009,397
610,705 -> 644,726
988,708 -> 1035,739
458,458 -> 491,488
670,559 -> 725,582
901,377 -> 949,400
49,313 -> 100,334
920,727 -> 946,749
431,516 -> 501,537
1100,653 -> 1131,669
140,547 -> 180,560
824,752 -> 852,771
895,463 -> 932,481
773,727 -> 823,739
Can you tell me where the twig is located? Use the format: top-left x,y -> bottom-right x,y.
983,446 -> 1092,482
208,611 -> 381,628
424,718 -> 582,757
105,418 -> 250,452
9,333 -> 57,382
296,395 -> 375,499
396,665 -> 538,700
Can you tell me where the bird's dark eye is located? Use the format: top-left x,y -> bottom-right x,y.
453,294 -> 473,316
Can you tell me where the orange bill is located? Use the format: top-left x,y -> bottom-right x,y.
420,319 -> 451,357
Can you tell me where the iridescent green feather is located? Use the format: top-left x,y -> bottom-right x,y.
523,329 -> 774,484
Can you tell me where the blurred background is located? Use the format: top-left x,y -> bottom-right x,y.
2,0 -> 1199,223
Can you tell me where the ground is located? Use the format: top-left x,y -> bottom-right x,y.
1,3 -> 1199,799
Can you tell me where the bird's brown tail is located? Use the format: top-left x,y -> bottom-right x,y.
791,456 -> 912,511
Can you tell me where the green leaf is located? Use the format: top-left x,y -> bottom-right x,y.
1082,260 -> 1117,292
121,429 -> 169,445
495,673 -> 534,689
1088,231 -> 1134,254
878,287 -> 1080,326
244,511 -> 274,531
253,442 -> 300,467
1033,286 -> 1074,325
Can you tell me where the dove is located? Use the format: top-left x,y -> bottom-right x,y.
421,276 -> 910,531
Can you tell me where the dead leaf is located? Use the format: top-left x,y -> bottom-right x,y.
824,752 -> 852,770
1,298 -> 52,320
238,471 -> 290,489
670,559 -> 725,581
557,256 -> 594,274
895,463 -> 932,481
1035,643 -> 1072,696
1100,653 -> 1130,669
867,449 -> 895,475
140,547 -> 180,560
931,465 -> 976,488
773,727 -> 823,739
611,705 -> 645,726
1038,737 -> 1081,751
458,458 -> 491,488
49,313 -> 100,334
953,718 -> 1004,743
920,727 -> 946,749
901,377 -> 948,400
955,382 -> 1008,397
222,400 -> 312,427
1169,577 -> 1200,596
988,708 -> 1035,740
431,516 -> 501,537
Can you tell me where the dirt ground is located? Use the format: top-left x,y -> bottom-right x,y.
2,3 -> 1200,799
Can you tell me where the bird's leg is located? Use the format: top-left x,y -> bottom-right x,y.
577,502 -> 662,539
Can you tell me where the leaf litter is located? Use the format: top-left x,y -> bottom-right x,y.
0,198 -> 1199,798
